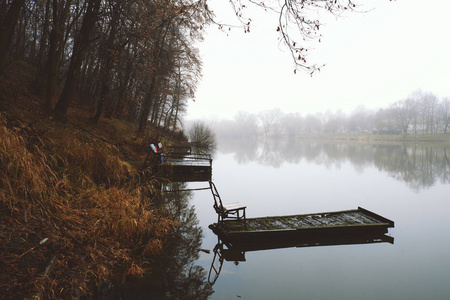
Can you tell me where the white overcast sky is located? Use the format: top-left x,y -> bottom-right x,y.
185,0 -> 450,121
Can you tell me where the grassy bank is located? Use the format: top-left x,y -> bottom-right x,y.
0,62 -> 184,298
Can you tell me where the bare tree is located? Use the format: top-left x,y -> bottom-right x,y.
54,0 -> 101,118
189,121 -> 216,153
374,108 -> 399,134
413,90 -> 439,134
323,109 -> 346,133
303,113 -> 322,133
259,108 -> 284,137
280,112 -> 303,137
45,0 -> 71,113
347,105 -> 374,133
137,0 -> 209,132
0,0 -> 25,72
222,0 -> 359,73
234,111 -> 259,138
439,97 -> 450,134
391,99 -> 417,137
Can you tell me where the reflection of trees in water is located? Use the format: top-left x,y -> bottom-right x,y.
374,145 -> 450,190
218,137 -> 259,164
116,182 -> 213,299
219,137 -> 450,190
192,143 -> 217,156
258,139 -> 285,168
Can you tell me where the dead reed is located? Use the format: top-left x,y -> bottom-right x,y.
0,111 -> 176,299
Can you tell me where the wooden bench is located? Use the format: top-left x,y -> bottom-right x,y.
209,181 -> 246,226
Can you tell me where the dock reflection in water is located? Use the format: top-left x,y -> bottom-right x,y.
208,232 -> 394,286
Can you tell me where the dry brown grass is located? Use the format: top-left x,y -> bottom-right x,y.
0,116 -> 57,215
0,106 -> 176,298
0,58 -> 186,299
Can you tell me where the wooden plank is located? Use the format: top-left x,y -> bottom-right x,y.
227,207 -> 390,229
358,207 -> 395,227
223,202 -> 247,211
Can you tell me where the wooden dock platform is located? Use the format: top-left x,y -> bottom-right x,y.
160,153 -> 212,182
209,207 -> 394,244
207,219 -> 394,285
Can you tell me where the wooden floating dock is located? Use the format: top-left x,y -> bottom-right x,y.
207,210 -> 394,285
160,153 -> 212,182
209,207 -> 394,244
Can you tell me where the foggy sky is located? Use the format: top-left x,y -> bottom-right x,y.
186,0 -> 450,121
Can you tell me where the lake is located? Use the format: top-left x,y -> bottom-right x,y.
187,138 -> 450,300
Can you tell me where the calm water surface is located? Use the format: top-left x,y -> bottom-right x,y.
187,139 -> 450,300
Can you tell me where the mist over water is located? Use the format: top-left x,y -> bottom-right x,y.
189,138 -> 450,300
216,137 -> 450,190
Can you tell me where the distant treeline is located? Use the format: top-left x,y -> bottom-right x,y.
0,0 -> 211,132
218,138 -> 450,190
209,91 -> 450,138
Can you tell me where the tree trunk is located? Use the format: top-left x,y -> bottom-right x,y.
0,1 -> 8,18
44,0 -> 71,112
115,44 -> 134,120
138,77 -> 158,132
163,100 -> 173,130
54,0 -> 100,118
172,102 -> 180,132
92,7 -> 120,123
33,0 -> 51,95
45,0 -> 60,112
30,12 -> 38,61
0,0 -> 25,72
156,101 -> 164,127
13,7 -> 26,58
